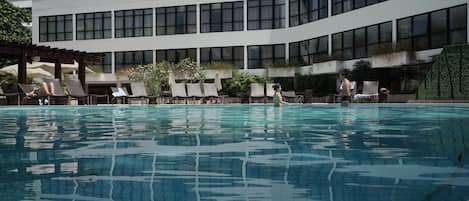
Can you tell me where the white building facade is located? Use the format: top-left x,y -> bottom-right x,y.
32,0 -> 468,83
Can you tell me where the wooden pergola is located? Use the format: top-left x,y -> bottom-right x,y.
0,40 -> 102,91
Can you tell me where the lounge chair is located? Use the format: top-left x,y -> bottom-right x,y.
18,83 -> 48,105
111,87 -> 129,104
47,79 -> 71,104
0,83 -> 20,105
249,83 -> 265,103
128,82 -> 155,104
265,83 -> 278,103
283,91 -> 304,103
171,83 -> 188,104
186,83 -> 204,104
354,81 -> 379,102
203,83 -> 222,104
65,80 -> 109,105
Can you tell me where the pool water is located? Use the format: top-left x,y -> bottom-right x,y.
0,104 -> 468,201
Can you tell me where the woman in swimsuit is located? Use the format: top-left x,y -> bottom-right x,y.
272,84 -> 288,107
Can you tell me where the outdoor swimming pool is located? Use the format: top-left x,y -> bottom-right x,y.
0,104 -> 467,201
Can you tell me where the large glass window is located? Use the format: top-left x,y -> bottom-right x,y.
200,46 -> 244,68
332,0 -> 386,16
332,21 -> 392,60
39,15 -> 73,42
248,44 -> 285,69
89,52 -> 112,73
76,12 -> 112,40
397,5 -> 467,51
156,48 -> 196,64
201,1 -> 244,33
289,35 -> 328,65
156,5 -> 196,35
115,9 -> 153,38
115,50 -> 153,71
289,0 -> 328,27
248,0 -> 285,30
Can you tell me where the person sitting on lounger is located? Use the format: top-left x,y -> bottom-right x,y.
26,80 -> 56,97
272,84 -> 288,107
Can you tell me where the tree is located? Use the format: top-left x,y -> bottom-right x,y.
0,0 -> 31,44
0,0 -> 32,69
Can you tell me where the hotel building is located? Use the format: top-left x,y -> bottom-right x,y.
31,0 -> 468,85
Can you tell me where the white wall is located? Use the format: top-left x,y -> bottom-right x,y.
31,0 -> 468,77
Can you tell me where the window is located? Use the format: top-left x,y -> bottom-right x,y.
332,0 -> 386,16
201,1 -> 244,33
89,52 -> 112,73
115,8 -> 153,38
289,0 -> 328,27
115,51 -> 153,71
39,15 -> 73,42
200,46 -> 244,68
289,35 -> 328,65
156,49 -> 196,63
332,21 -> 392,60
397,5 -> 467,51
248,44 -> 285,69
76,12 -> 112,40
248,0 -> 285,30
156,5 -> 196,35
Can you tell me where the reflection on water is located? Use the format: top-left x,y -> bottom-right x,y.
0,104 -> 468,201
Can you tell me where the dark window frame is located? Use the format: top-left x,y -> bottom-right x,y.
76,11 -> 112,40
332,0 -> 387,16
39,14 -> 73,42
156,5 -> 197,36
289,0 -> 328,27
289,35 -> 329,65
156,48 -> 197,64
200,46 -> 244,69
332,21 -> 392,60
115,8 -> 153,38
200,1 -> 244,33
89,52 -> 112,73
247,0 -> 286,30
248,44 -> 286,69
115,50 -> 154,71
397,4 -> 467,51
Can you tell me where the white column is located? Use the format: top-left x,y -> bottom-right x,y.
197,4 -> 201,34
72,13 -> 76,41
111,52 -> 116,74
111,10 -> 115,39
285,43 -> 290,64
328,0 -> 332,17
244,0 -> 248,31
153,50 -> 157,68
152,8 -> 156,37
392,19 -> 397,49
328,34 -> 333,55
244,45 -> 248,70
196,48 -> 201,67
285,0 -> 289,28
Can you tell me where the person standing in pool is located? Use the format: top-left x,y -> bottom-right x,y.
338,71 -> 351,107
273,84 -> 288,107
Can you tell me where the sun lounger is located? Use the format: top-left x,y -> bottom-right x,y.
18,83 -> 49,105
354,81 -> 379,102
65,80 -> 109,105
283,91 -> 304,103
249,83 -> 265,103
0,83 -> 20,105
111,87 -> 129,104
128,82 -> 155,104
203,83 -> 222,104
186,83 -> 204,104
171,83 -> 188,104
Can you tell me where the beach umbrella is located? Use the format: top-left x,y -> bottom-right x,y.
215,73 -> 222,91
168,71 -> 175,86
1,62 -> 95,75
0,65 -> 53,78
